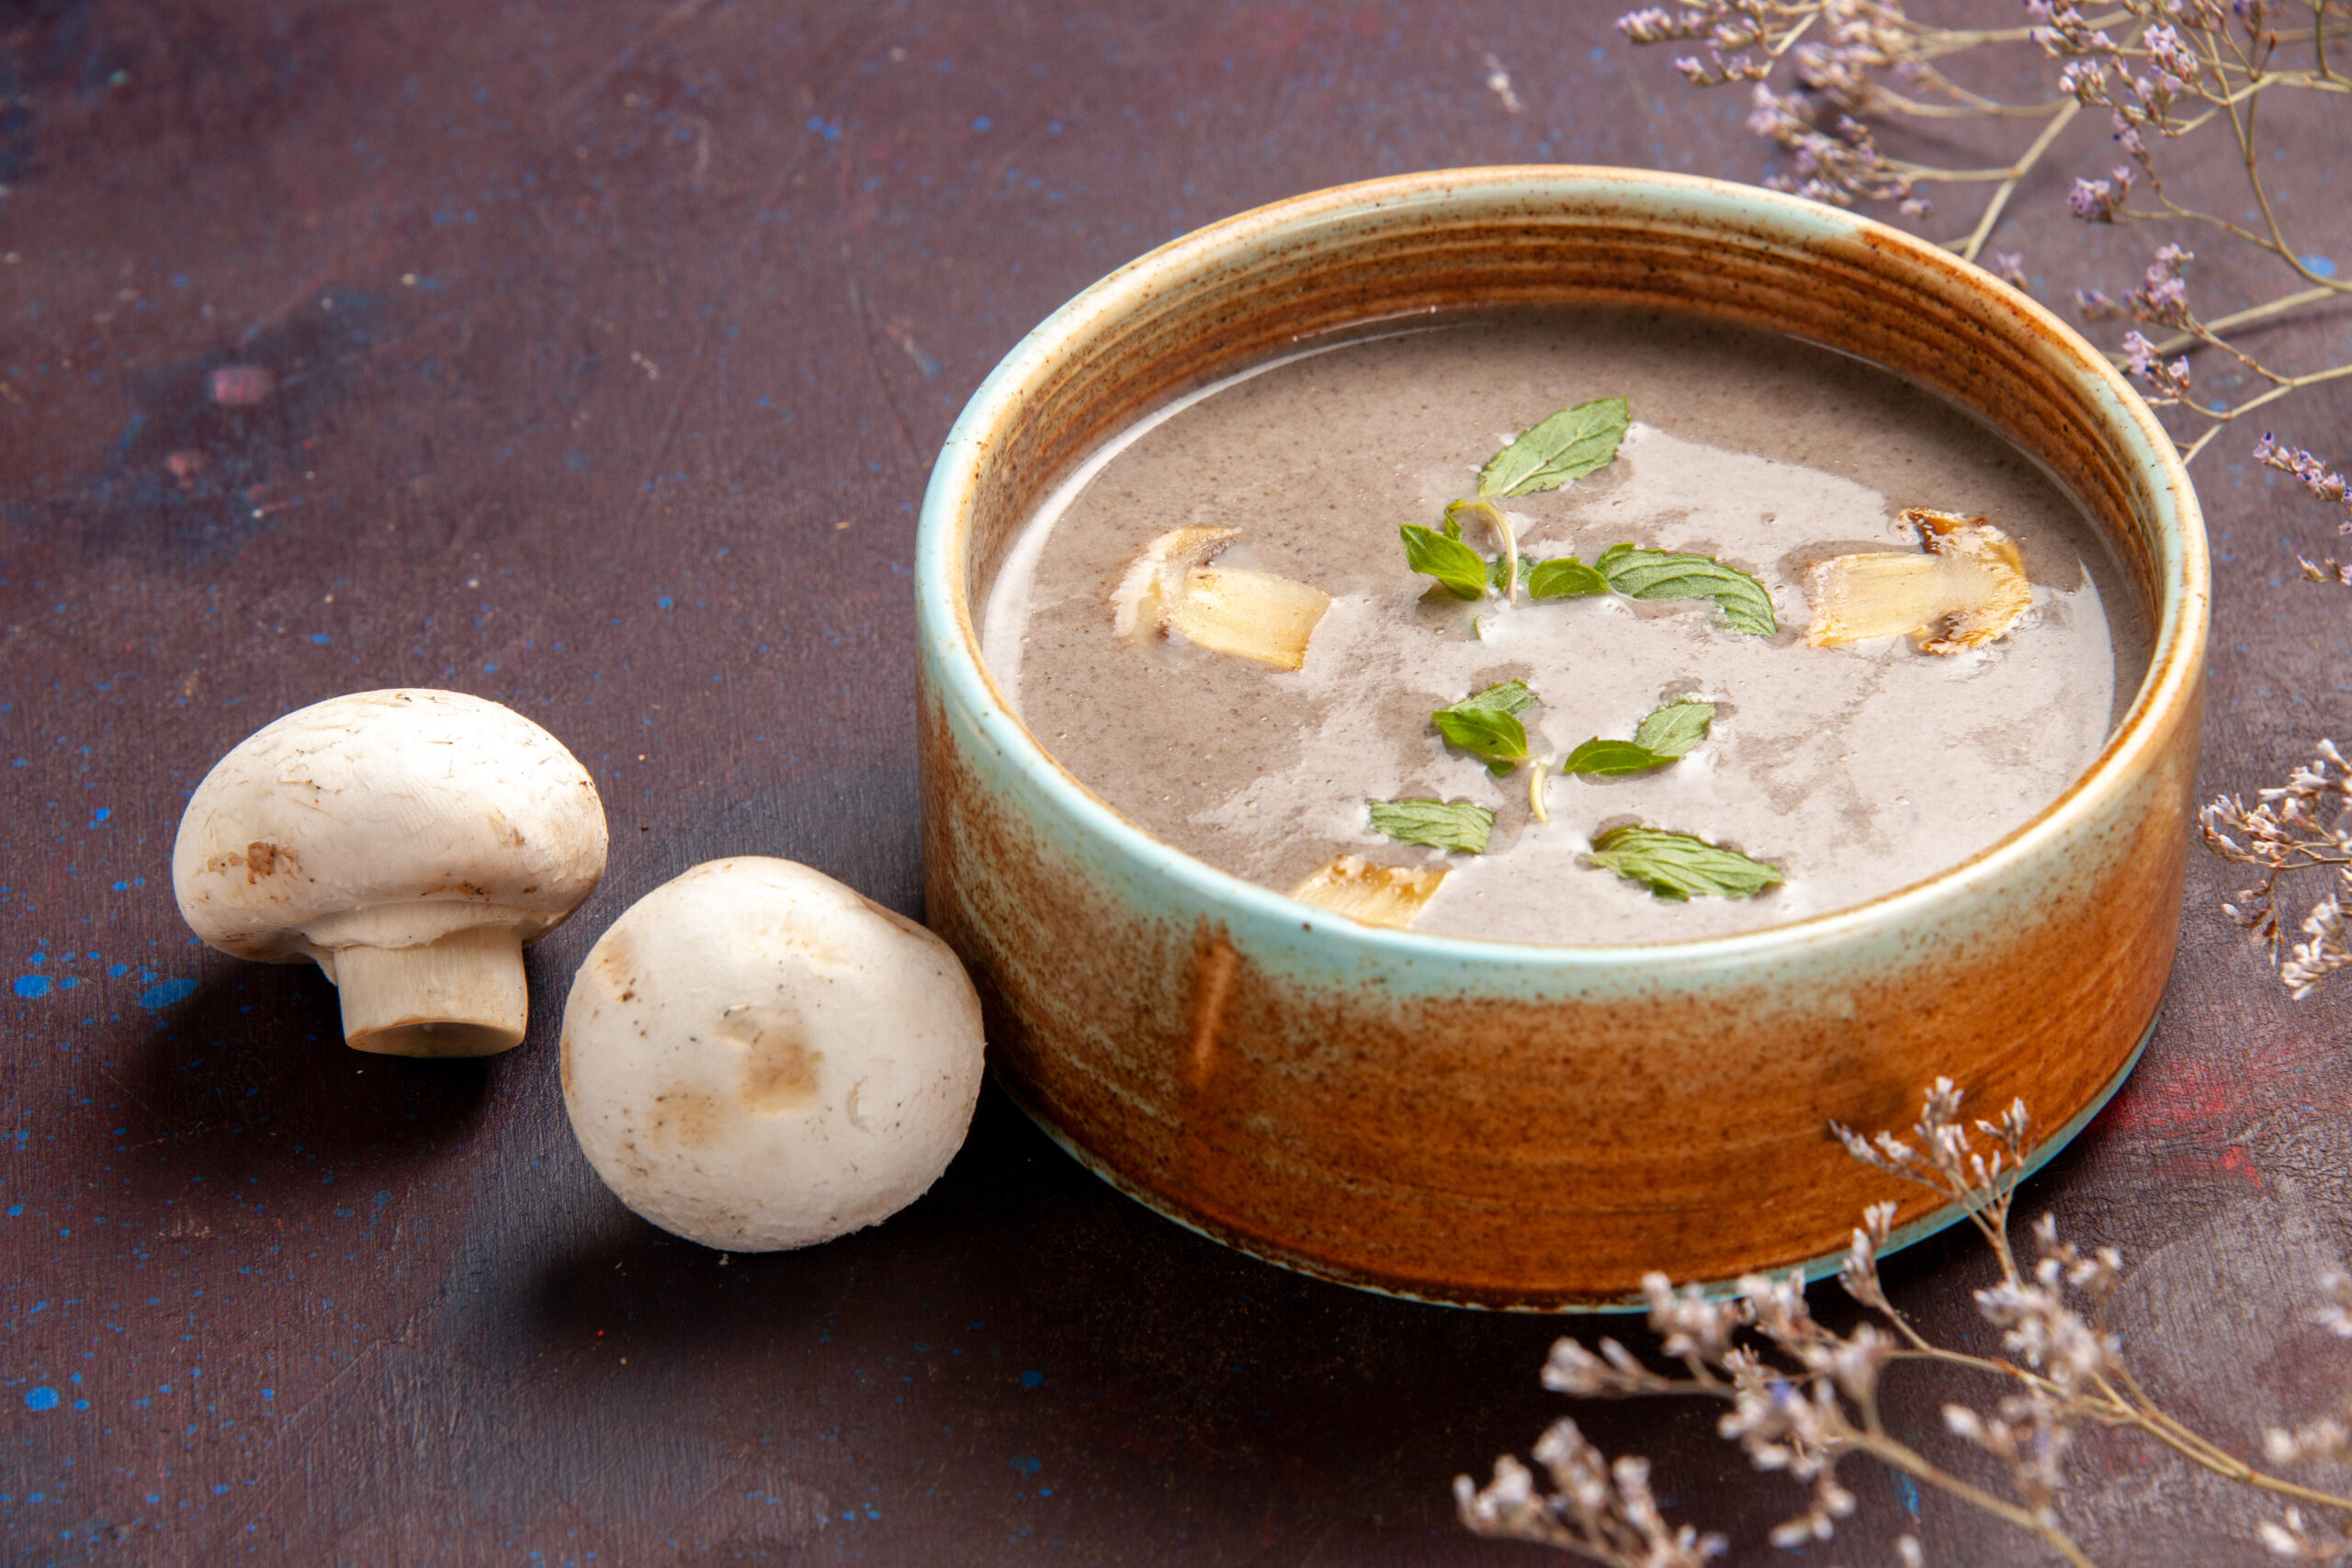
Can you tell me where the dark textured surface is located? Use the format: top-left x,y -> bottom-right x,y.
4,3 -> 2349,1564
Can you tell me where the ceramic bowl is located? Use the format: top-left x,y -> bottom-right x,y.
914,167 -> 2207,1310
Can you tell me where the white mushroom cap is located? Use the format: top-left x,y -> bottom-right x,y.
559,856 -> 985,1251
171,688 -> 607,1057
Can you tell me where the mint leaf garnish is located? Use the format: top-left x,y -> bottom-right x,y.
1451,678 -> 1539,716
1588,825 -> 1781,899
1477,398 -> 1632,499
1560,739 -> 1668,776
1489,553 -> 1536,592
1432,681 -> 1540,775
1368,798 -> 1495,853
1401,520 -> 1491,601
1560,700 -> 1715,777
1596,545 -> 1778,636
1632,699 -> 1715,759
1526,557 -> 1609,600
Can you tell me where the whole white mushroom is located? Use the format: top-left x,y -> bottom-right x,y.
172,688 -> 607,1057
560,857 -> 985,1251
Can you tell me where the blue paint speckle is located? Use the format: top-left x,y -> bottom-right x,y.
2304,254 -> 2339,278
972,116 -> 993,132
1020,1369 -> 1044,1388
311,633 -> 332,645
6,1205 -> 20,1216
807,116 -> 841,142
14,975 -> 51,998
91,807 -> 110,823
137,977 -> 197,1010
656,596 -> 674,610
1591,43 -> 1609,60
1009,1456 -> 1042,1475
24,1387 -> 59,1412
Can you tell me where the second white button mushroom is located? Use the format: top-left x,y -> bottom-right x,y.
560,857 -> 986,1251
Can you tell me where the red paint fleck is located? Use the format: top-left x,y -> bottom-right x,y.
206,364 -> 275,407
2218,1144 -> 2265,1189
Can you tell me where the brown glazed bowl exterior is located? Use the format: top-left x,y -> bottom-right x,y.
914,167 -> 2208,1310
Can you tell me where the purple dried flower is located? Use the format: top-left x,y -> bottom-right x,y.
2068,170 -> 2130,222
2145,25 -> 2200,80
2120,330 -> 2193,398
2254,433 -> 2352,524
1616,6 -> 1684,41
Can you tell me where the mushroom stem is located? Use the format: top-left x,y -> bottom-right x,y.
331,925 -> 529,1057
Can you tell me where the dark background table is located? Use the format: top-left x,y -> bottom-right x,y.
6,3 -> 2351,1564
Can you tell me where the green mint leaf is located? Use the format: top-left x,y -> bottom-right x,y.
1588,825 -> 1782,900
1477,397 -> 1632,499
1595,544 -> 1778,636
1451,679 -> 1539,716
1433,682 -> 1538,774
1489,553 -> 1537,592
1559,700 -> 1714,777
1368,798 -> 1495,854
1560,739 -> 1668,776
1400,523 -> 1491,601
1526,557 -> 1610,599
1631,699 -> 1715,759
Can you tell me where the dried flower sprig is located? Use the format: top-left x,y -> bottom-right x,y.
2200,739 -> 2352,998
1459,1079 -> 2352,1566
2256,433 -> 2352,530
1613,0 -> 2352,508
1613,0 -> 2352,997
1454,1422 -> 1728,1566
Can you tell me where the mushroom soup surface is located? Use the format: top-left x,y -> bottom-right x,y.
980,310 -> 2149,944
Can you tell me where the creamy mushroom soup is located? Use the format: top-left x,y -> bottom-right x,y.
979,310 -> 2147,944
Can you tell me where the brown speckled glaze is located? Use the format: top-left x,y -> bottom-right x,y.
914,168 -> 2207,1310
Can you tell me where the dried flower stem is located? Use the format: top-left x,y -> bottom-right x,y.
1615,0 -> 2352,493
2202,740 -> 2352,997
1461,1079 -> 2352,1565
1951,98 -> 2080,263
